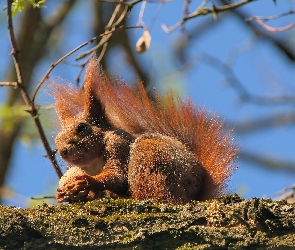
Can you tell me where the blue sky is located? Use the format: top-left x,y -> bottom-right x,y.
1,0 -> 295,207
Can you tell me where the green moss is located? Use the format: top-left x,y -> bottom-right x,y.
0,196 -> 294,249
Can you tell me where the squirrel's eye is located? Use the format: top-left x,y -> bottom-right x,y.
77,123 -> 88,134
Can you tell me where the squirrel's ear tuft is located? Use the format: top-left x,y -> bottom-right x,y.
49,81 -> 85,128
83,58 -> 108,123
84,57 -> 97,89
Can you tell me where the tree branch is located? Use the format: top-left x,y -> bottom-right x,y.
0,197 -> 294,248
75,3 -> 129,61
246,10 -> 295,32
228,113 -> 295,134
218,0 -> 295,62
0,82 -> 18,87
6,0 -> 62,179
247,16 -> 295,32
162,0 -> 255,33
240,151 -> 295,173
165,52 -> 295,106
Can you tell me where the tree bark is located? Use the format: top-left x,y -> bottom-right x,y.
0,195 -> 294,249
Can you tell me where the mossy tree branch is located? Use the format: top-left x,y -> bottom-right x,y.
0,196 -> 294,249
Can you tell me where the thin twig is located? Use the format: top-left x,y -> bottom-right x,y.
31,196 -> 56,200
247,16 -> 295,32
74,23 -> 144,61
162,0 -> 255,33
218,0 -> 295,62
75,61 -> 88,85
31,35 -> 103,104
0,82 -> 18,87
137,0 -> 147,26
149,1 -> 165,30
75,3 -> 130,61
6,0 -> 63,179
7,3 -> 31,107
32,25 -> 142,101
97,42 -> 109,63
246,10 -> 295,22
75,0 -> 145,61
183,0 -> 191,17
227,113 -> 295,134
102,0 -> 139,3
273,184 -> 295,202
240,151 -> 295,173
161,51 -> 295,106
75,31 -> 113,61
181,0 -> 193,37
75,25 -> 144,84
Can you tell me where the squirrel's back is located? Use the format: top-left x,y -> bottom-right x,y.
52,59 -> 238,200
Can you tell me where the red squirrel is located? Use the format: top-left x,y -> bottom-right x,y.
51,58 -> 238,204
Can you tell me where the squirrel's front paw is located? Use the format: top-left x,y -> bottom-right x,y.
56,187 -> 69,203
56,187 -> 88,202
57,167 -> 99,202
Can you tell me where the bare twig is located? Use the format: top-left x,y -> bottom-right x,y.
246,10 -> 295,22
181,0 -> 194,37
97,42 -> 109,63
137,0 -> 147,26
162,0 -> 255,33
0,82 -> 18,87
102,0 -> 143,5
247,16 -> 295,32
163,52 -> 295,106
227,113 -> 295,134
31,196 -> 56,200
75,0 -> 147,61
6,0 -> 62,179
183,0 -> 191,17
218,0 -> 295,62
240,151 -> 295,173
149,1 -> 165,30
75,3 -> 129,61
31,35 -> 103,104
273,184 -> 295,203
32,25 -> 144,102
75,61 -> 88,85
75,32 -> 113,61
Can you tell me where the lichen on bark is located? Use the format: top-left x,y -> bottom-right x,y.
0,195 -> 294,249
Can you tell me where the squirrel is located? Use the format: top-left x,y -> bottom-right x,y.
51,58 -> 238,204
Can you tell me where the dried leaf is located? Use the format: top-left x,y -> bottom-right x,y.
136,29 -> 152,53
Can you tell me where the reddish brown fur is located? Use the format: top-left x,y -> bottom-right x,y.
50,82 -> 85,128
52,58 -> 238,203
87,59 -> 237,198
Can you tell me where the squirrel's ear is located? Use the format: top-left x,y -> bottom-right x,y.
50,82 -> 85,128
83,58 -> 107,122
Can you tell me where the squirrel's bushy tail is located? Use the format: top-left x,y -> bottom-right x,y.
88,60 -> 238,199
52,59 -> 238,199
